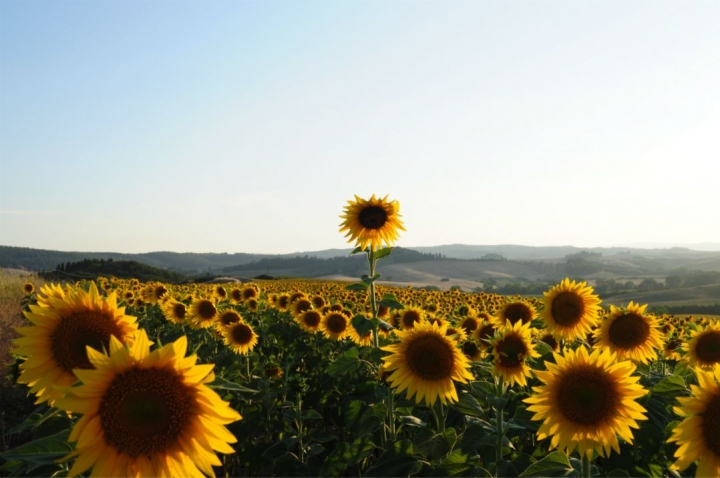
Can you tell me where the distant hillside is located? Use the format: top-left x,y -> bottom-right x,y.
0,246 -> 272,274
40,258 -> 188,283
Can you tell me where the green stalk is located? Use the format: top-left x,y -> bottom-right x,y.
581,454 -> 591,478
367,249 -> 380,348
433,400 -> 445,433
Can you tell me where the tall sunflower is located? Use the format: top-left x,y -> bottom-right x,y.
490,320 -> 540,387
668,364 -> 720,477
541,278 -> 601,342
381,321 -> 473,407
55,330 -> 242,477
294,309 -> 322,334
681,321 -> 720,370
13,282 -> 138,406
339,194 -> 405,251
594,302 -> 663,364
525,347 -> 648,459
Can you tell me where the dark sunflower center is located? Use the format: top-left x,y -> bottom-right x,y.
197,300 -> 216,319
303,311 -> 322,327
230,289 -> 243,302
172,303 -> 186,319
242,288 -> 258,300
294,299 -> 312,315
503,303 -> 533,325
155,286 -> 168,299
551,292 -> 585,327
462,341 -> 480,358
220,311 -> 241,326
51,311 -> 124,371
477,324 -> 496,343
100,367 -> 194,458
496,334 -> 528,368
231,323 -> 254,345
540,334 -> 559,351
278,296 -> 290,309
556,366 -> 618,426
326,314 -> 348,333
608,313 -> 650,350
402,310 -> 422,328
404,334 -> 454,380
695,331 -> 720,365
701,393 -> 720,457
358,206 -> 388,230
461,318 -> 479,333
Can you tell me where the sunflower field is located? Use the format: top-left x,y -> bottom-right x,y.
2,195 -> 720,478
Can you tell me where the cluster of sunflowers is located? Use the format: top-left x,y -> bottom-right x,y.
13,281 -> 242,477
7,193 -> 720,477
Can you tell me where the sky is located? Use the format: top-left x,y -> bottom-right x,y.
1,1 -> 719,255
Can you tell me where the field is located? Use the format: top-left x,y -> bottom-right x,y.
1,266 -> 719,477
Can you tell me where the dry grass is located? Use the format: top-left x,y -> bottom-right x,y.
0,270 -> 44,453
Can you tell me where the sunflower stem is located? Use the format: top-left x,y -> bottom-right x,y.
581,453 -> 591,478
433,400 -> 445,433
367,249 -> 380,349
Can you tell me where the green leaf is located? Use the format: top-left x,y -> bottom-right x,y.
327,347 -> 360,376
450,392 -> 485,418
518,451 -> 573,477
345,282 -> 369,291
301,409 -> 324,421
351,315 -> 377,336
652,375 -> 686,395
350,246 -> 367,255
361,274 -> 381,284
0,429 -> 73,466
607,470 -> 631,477
378,293 -> 404,310
207,376 -> 258,393
373,247 -> 394,260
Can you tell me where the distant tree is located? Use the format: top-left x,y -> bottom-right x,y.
665,275 -> 683,288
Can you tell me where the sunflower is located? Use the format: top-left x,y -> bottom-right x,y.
161,300 -> 188,325
668,364 -> 720,477
524,347 -> 647,459
290,298 -> 313,317
493,301 -> 536,328
459,316 -> 481,335
216,309 -> 243,330
22,282 -> 35,295
229,287 -> 244,304
339,194 -> 406,251
13,282 -> 138,406
490,320 -> 540,387
295,309 -> 322,334
681,321 -> 720,370
594,302 -> 663,364
55,329 -> 241,477
319,311 -> 350,341
460,339 -> 483,361
223,321 -> 258,355
381,321 -> 473,407
348,324 -> 374,347
398,306 -> 426,330
541,278 -> 601,342
263,363 -> 284,379
188,298 -> 219,329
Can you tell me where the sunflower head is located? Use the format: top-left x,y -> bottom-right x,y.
594,302 -> 663,364
22,282 -> 35,295
490,320 -> 540,387
541,278 -> 601,342
13,281 -> 138,406
55,329 -> 242,477
668,364 -> 720,477
339,194 -> 406,251
493,301 -> 536,328
681,321 -> 720,370
223,320 -> 259,355
319,311 -> 350,341
525,347 -> 648,459
381,320 -> 473,407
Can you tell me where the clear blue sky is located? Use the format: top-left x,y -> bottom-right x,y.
1,1 -> 719,254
